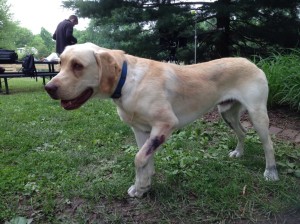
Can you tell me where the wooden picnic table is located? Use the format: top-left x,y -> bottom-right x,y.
0,61 -> 59,94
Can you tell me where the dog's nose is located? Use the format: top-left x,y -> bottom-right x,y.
45,83 -> 59,99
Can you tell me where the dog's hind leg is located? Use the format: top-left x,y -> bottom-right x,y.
218,101 -> 246,158
247,107 -> 279,181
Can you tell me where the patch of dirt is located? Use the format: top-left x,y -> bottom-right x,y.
236,208 -> 300,224
267,106 -> 300,131
202,106 -> 300,142
52,196 -> 300,224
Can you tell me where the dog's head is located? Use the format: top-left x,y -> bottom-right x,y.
45,43 -> 125,110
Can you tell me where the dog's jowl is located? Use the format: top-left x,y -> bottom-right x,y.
45,42 -> 279,198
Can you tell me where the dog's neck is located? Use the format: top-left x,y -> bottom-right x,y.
111,61 -> 128,99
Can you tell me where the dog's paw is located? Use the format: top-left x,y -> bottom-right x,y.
264,167 -> 279,181
128,185 -> 147,198
229,149 -> 243,158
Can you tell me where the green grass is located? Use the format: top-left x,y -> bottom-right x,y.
0,78 -> 299,223
255,50 -> 300,111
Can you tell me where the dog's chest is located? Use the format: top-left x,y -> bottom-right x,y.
116,104 -> 151,132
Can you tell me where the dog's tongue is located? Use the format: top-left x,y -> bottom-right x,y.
61,88 -> 93,110
61,100 -> 79,110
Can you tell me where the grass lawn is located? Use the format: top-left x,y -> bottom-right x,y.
1,78 -> 299,223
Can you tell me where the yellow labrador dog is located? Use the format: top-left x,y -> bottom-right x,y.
45,42 -> 279,198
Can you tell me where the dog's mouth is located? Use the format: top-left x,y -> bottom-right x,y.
61,88 -> 93,110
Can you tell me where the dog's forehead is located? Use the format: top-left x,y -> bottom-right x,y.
61,43 -> 110,63
61,45 -> 96,64
65,44 -> 94,55
64,42 -> 107,53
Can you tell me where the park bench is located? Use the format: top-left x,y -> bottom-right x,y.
0,61 -> 59,94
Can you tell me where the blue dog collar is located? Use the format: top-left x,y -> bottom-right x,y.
111,61 -> 127,99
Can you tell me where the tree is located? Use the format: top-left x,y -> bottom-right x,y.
14,27 -> 35,48
225,0 -> 300,56
63,0 -> 196,62
40,27 -> 55,54
190,0 -> 300,59
62,0 -> 300,62
0,0 -> 54,58
0,0 -> 18,49
30,36 -> 48,59
11,26 -> 54,58
214,0 -> 231,57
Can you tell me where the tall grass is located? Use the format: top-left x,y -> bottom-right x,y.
256,50 -> 300,111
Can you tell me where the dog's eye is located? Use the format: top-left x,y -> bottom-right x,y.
73,62 -> 83,71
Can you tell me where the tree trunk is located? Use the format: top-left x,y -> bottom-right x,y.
215,0 -> 231,57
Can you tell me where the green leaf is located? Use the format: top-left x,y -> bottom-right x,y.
286,161 -> 295,169
7,217 -> 33,224
294,170 -> 300,178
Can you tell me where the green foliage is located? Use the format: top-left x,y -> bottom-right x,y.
63,0 -> 195,61
39,28 -> 55,55
0,78 -> 299,223
4,0 -> 300,63
0,0 -> 18,49
0,0 -> 54,57
13,27 -> 34,48
256,50 -> 300,111
228,0 -> 300,51
62,0 -> 300,61
14,27 -> 55,58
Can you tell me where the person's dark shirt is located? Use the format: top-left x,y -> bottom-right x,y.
52,19 -> 77,54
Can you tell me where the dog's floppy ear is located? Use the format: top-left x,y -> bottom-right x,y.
94,51 -> 122,96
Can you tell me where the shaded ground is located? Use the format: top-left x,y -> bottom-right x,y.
57,196 -> 300,224
58,106 -> 300,224
13,106 -> 300,223
202,106 -> 300,223
267,107 -> 300,131
203,106 -> 300,144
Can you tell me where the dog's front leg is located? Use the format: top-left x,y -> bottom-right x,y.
128,124 -> 174,198
128,128 -> 152,198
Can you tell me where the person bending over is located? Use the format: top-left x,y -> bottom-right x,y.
53,15 -> 78,55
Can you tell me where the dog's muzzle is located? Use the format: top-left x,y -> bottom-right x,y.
45,83 -> 59,100
45,83 -> 94,110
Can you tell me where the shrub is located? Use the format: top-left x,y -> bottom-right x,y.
256,50 -> 300,111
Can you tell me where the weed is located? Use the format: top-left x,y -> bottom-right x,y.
255,51 -> 300,111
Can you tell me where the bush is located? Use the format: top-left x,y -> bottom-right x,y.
256,50 -> 300,111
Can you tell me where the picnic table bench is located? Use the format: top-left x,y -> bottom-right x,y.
0,61 -> 59,94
